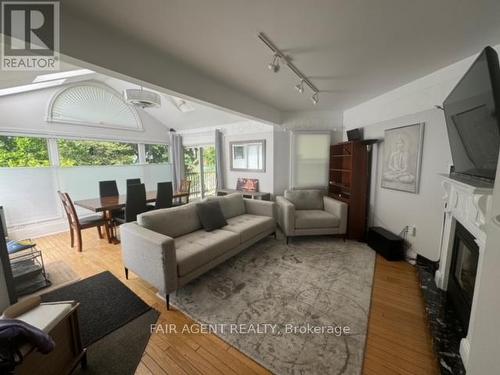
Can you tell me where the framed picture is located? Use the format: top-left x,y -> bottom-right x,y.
229,140 -> 266,172
236,178 -> 259,192
381,122 -> 425,193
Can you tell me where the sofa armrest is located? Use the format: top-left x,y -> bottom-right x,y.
276,196 -> 295,236
244,198 -> 276,219
120,223 -> 178,294
323,196 -> 348,234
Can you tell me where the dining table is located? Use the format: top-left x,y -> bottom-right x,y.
74,190 -> 189,212
74,190 -> 190,243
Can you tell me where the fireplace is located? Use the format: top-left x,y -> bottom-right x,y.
447,221 -> 479,332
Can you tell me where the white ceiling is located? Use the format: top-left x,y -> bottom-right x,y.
63,0 -> 500,112
0,64 -> 248,131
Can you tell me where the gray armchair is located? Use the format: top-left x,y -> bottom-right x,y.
276,190 -> 348,243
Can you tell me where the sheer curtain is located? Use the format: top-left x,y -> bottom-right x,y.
215,129 -> 224,189
170,132 -> 185,193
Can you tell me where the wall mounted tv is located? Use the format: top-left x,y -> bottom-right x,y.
443,46 -> 500,183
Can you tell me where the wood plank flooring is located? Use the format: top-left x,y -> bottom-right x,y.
33,230 -> 439,374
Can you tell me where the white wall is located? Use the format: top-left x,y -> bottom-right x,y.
179,121 -> 276,195
362,109 -> 451,261
282,110 -> 343,135
0,83 -> 170,143
466,154 -> 500,374
342,44 -> 500,261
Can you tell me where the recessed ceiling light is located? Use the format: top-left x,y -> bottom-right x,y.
33,69 -> 94,83
0,79 -> 66,97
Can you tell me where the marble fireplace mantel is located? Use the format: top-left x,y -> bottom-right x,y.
435,174 -> 493,367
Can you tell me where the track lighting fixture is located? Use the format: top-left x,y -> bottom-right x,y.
311,92 -> 319,105
258,32 -> 320,106
295,80 -> 304,94
268,54 -> 280,73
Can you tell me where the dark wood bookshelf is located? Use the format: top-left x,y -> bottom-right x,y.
328,140 -> 371,241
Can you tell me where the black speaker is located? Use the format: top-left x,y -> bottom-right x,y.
366,227 -> 405,261
347,128 -> 363,141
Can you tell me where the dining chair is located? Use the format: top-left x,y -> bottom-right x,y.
114,183 -> 148,224
155,182 -> 173,209
99,180 -> 119,197
58,191 -> 110,252
126,178 -> 141,187
174,179 -> 191,206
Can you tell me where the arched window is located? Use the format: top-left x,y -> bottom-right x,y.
47,82 -> 142,130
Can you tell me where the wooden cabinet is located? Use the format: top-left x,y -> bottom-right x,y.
329,141 -> 370,241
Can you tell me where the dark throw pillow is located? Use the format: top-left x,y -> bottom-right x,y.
196,200 -> 227,232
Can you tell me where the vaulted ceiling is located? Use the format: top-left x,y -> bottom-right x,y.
63,0 -> 500,112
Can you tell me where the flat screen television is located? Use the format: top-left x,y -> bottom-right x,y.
443,46 -> 500,182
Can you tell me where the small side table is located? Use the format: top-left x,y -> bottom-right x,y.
2,296 -> 87,375
217,189 -> 271,201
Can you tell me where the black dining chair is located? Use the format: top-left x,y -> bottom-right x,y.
155,182 -> 173,209
114,183 -> 148,224
126,178 -> 141,187
99,180 -> 119,197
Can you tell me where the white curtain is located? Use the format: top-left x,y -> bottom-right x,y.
170,132 -> 184,192
215,129 -> 224,189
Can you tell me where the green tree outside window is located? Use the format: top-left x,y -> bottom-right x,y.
58,139 -> 138,166
0,136 -> 50,167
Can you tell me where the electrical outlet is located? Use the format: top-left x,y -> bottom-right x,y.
408,225 -> 416,237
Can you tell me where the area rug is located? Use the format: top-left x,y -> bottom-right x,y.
41,271 -> 153,347
171,236 -> 376,375
74,309 -> 159,375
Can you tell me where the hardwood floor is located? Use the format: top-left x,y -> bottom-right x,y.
34,230 -> 439,374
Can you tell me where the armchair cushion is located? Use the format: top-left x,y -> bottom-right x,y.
295,210 -> 340,229
284,190 -> 325,210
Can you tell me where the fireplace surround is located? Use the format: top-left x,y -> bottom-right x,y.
435,174 -> 493,367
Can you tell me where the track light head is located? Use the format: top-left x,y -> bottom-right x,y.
268,55 -> 280,73
295,80 -> 304,94
311,92 -> 319,105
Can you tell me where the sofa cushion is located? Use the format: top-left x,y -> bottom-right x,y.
223,214 -> 275,243
196,200 -> 227,232
207,193 -> 245,219
295,210 -> 340,229
284,190 -> 325,210
138,203 -> 201,238
175,229 -> 240,276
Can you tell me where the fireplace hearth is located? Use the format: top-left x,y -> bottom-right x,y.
447,222 -> 479,332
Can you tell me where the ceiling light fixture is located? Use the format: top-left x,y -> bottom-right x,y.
258,32 -> 319,105
311,92 -> 319,105
268,54 -> 280,73
295,79 -> 304,94
33,69 -> 94,83
0,79 -> 66,97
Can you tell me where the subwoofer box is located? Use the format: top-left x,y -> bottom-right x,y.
366,226 -> 405,261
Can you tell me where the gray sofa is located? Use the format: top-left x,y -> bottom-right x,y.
276,189 -> 347,243
120,193 -> 276,308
